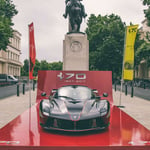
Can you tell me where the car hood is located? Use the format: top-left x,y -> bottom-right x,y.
49,98 -> 100,121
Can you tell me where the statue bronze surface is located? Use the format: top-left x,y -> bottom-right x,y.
63,0 -> 87,32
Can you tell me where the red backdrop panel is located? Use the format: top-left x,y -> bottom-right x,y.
37,71 -> 113,104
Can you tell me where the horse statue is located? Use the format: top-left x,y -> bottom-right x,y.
63,0 -> 87,32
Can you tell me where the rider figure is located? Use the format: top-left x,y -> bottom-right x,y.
63,0 -> 87,18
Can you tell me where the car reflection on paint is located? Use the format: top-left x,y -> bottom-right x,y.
39,85 -> 110,132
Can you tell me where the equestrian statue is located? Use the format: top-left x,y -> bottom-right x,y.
63,0 -> 87,32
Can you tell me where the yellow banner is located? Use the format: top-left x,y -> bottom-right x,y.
123,25 -> 138,80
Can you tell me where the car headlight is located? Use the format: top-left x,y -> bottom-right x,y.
50,100 -> 68,114
41,100 -> 51,116
40,100 -> 67,116
96,100 -> 108,116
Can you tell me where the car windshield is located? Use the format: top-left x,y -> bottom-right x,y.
56,85 -> 95,100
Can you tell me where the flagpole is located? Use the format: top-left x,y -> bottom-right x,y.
28,24 -> 32,109
28,23 -> 31,139
28,22 -> 36,108
119,26 -> 127,107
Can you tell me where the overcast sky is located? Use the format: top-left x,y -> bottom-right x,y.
13,0 -> 146,63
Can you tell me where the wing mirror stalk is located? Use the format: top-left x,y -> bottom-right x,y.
96,93 -> 108,101
41,92 -> 47,97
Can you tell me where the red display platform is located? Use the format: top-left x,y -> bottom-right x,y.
0,71 -> 150,150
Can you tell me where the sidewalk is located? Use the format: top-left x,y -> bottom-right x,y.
0,89 -> 150,130
0,90 -> 37,128
113,90 -> 150,130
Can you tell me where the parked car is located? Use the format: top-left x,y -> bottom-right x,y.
39,85 -> 110,132
0,74 -> 18,86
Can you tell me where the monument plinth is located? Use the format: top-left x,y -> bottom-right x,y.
63,33 -> 89,71
63,0 -> 88,70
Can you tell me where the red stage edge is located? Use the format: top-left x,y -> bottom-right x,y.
0,71 -> 150,149
0,146 -> 150,150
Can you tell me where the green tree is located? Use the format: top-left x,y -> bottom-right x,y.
134,30 -> 145,68
136,42 -> 150,67
85,14 -> 125,79
21,59 -> 63,76
40,60 -> 49,70
143,0 -> 150,5
0,0 -> 18,51
142,0 -> 150,26
21,59 -> 29,76
49,61 -> 62,70
40,60 -> 62,71
33,59 -> 40,76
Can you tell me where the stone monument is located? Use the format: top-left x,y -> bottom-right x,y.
63,0 -> 89,71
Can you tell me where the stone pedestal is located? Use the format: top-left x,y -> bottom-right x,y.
63,33 -> 89,71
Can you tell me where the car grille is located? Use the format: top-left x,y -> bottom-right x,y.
57,119 -> 93,130
46,117 -> 107,130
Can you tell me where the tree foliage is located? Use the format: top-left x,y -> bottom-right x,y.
85,14 -> 125,79
143,0 -> 150,5
40,60 -> 49,70
21,59 -> 29,76
33,59 -> 40,76
136,0 -> 150,70
21,59 -> 63,76
134,30 -> 145,67
49,61 -> 63,70
0,0 -> 18,51
136,42 -> 150,67
142,0 -> 150,26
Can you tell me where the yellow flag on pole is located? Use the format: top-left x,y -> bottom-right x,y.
123,25 -> 138,80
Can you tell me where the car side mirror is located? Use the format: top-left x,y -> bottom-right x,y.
51,89 -> 57,93
92,89 -> 98,94
41,92 -> 47,97
103,93 -> 108,97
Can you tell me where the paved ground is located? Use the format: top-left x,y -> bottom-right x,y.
0,89 -> 150,130
113,90 -> 150,130
114,84 -> 150,100
0,90 -> 37,128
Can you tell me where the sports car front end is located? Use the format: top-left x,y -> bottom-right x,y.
39,85 -> 110,132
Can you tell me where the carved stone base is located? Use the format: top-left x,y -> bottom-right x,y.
63,33 -> 89,71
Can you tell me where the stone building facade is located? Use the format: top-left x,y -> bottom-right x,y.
136,20 -> 150,80
0,30 -> 22,77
